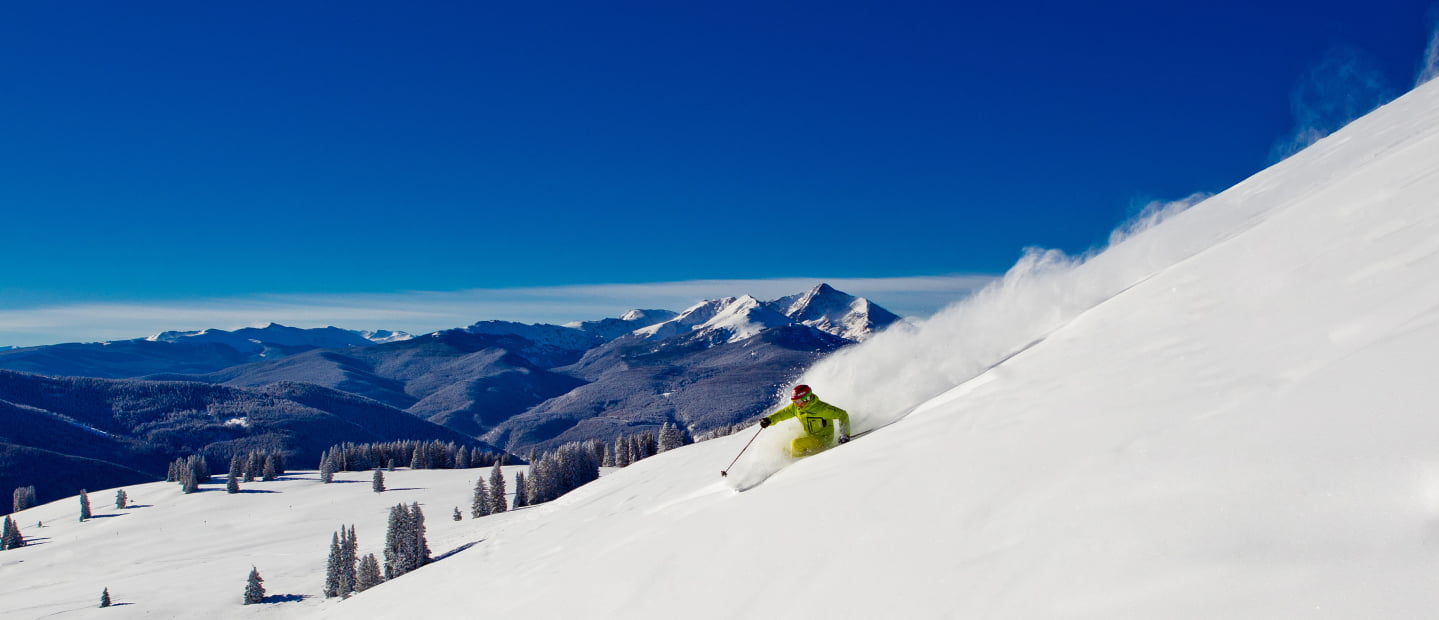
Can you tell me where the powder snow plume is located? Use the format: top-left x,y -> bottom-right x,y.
799,193 -> 1213,432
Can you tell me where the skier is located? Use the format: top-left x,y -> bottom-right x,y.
760,384 -> 851,457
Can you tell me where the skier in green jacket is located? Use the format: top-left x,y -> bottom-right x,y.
760,384 -> 851,457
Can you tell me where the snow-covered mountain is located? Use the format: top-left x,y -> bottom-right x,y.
148,323 -> 407,351
769,282 -> 902,341
0,324 -> 412,379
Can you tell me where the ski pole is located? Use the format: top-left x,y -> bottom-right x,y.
720,426 -> 764,477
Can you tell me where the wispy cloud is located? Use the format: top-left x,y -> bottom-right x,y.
1270,46 -> 1396,163
1419,10 -> 1439,86
0,276 -> 996,348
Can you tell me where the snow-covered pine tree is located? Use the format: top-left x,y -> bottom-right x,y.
262,455 -> 278,481
382,503 -> 408,579
455,446 -> 470,469
12,485 -> 37,512
340,525 -> 357,597
659,422 -> 686,452
1,515 -> 24,550
372,468 -> 385,493
100,587 -> 111,608
452,506 -> 462,521
471,476 -> 489,518
244,452 -> 259,482
488,461 -> 507,514
355,553 -> 383,592
227,469 -> 240,494
410,502 -> 430,567
319,450 -> 336,484
79,490 -> 92,521
115,489 -> 127,509
512,472 -> 528,509
180,465 -> 198,494
323,532 -> 342,598
229,454 -> 243,481
243,566 -> 266,605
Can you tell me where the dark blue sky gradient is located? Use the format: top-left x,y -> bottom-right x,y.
2,1 -> 1435,304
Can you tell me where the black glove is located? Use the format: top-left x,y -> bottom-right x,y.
759,418 -> 771,428
838,434 -> 850,444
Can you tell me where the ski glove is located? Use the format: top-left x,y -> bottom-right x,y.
759,418 -> 771,428
838,434 -> 850,444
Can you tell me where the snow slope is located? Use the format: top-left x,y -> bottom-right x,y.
312,79 -> 1439,617
4,74 -> 1438,620
0,467 -> 528,619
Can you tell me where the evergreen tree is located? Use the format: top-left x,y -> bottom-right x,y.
340,525 -> 357,597
12,485 -> 37,512
452,506 -> 462,521
323,532 -> 342,598
115,489 -> 128,509
2,515 -> 25,550
471,476 -> 489,518
100,587 -> 111,608
244,452 -> 259,482
410,502 -> 430,566
488,461 -> 507,514
229,454 -> 243,481
512,472 -> 528,509
227,469 -> 240,494
382,503 -> 408,579
79,490 -> 92,521
243,566 -> 266,605
262,455 -> 278,481
180,465 -> 198,494
372,468 -> 385,493
355,554 -> 383,592
319,450 -> 336,484
455,446 -> 470,469
659,422 -> 686,452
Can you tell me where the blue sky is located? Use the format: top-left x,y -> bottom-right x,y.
2,1 -> 1436,346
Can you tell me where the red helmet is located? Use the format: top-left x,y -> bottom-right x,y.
791,384 -> 813,401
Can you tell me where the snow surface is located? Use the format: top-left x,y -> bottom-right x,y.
0,467 -> 529,619
4,75 -> 1439,620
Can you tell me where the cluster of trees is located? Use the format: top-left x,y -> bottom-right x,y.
2,515 -> 25,549
524,442 -> 600,505
322,523 -> 384,600
693,421 -> 747,442
469,461 -> 509,517
318,440 -> 506,482
382,502 -> 430,579
601,422 -> 691,468
167,455 -> 211,493
12,486 -> 37,512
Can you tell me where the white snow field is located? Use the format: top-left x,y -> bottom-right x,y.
3,78 -> 1438,619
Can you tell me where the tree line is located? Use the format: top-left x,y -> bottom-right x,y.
318,440 -> 507,483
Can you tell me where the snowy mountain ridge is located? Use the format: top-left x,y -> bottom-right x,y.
148,323 -> 412,351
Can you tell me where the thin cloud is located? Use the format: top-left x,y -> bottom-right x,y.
0,276 -> 996,348
1270,46 -> 1396,163
1419,12 -> 1439,86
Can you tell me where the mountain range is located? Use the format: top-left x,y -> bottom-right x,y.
0,284 -> 898,500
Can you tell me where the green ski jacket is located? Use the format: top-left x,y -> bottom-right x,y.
764,398 -> 851,443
